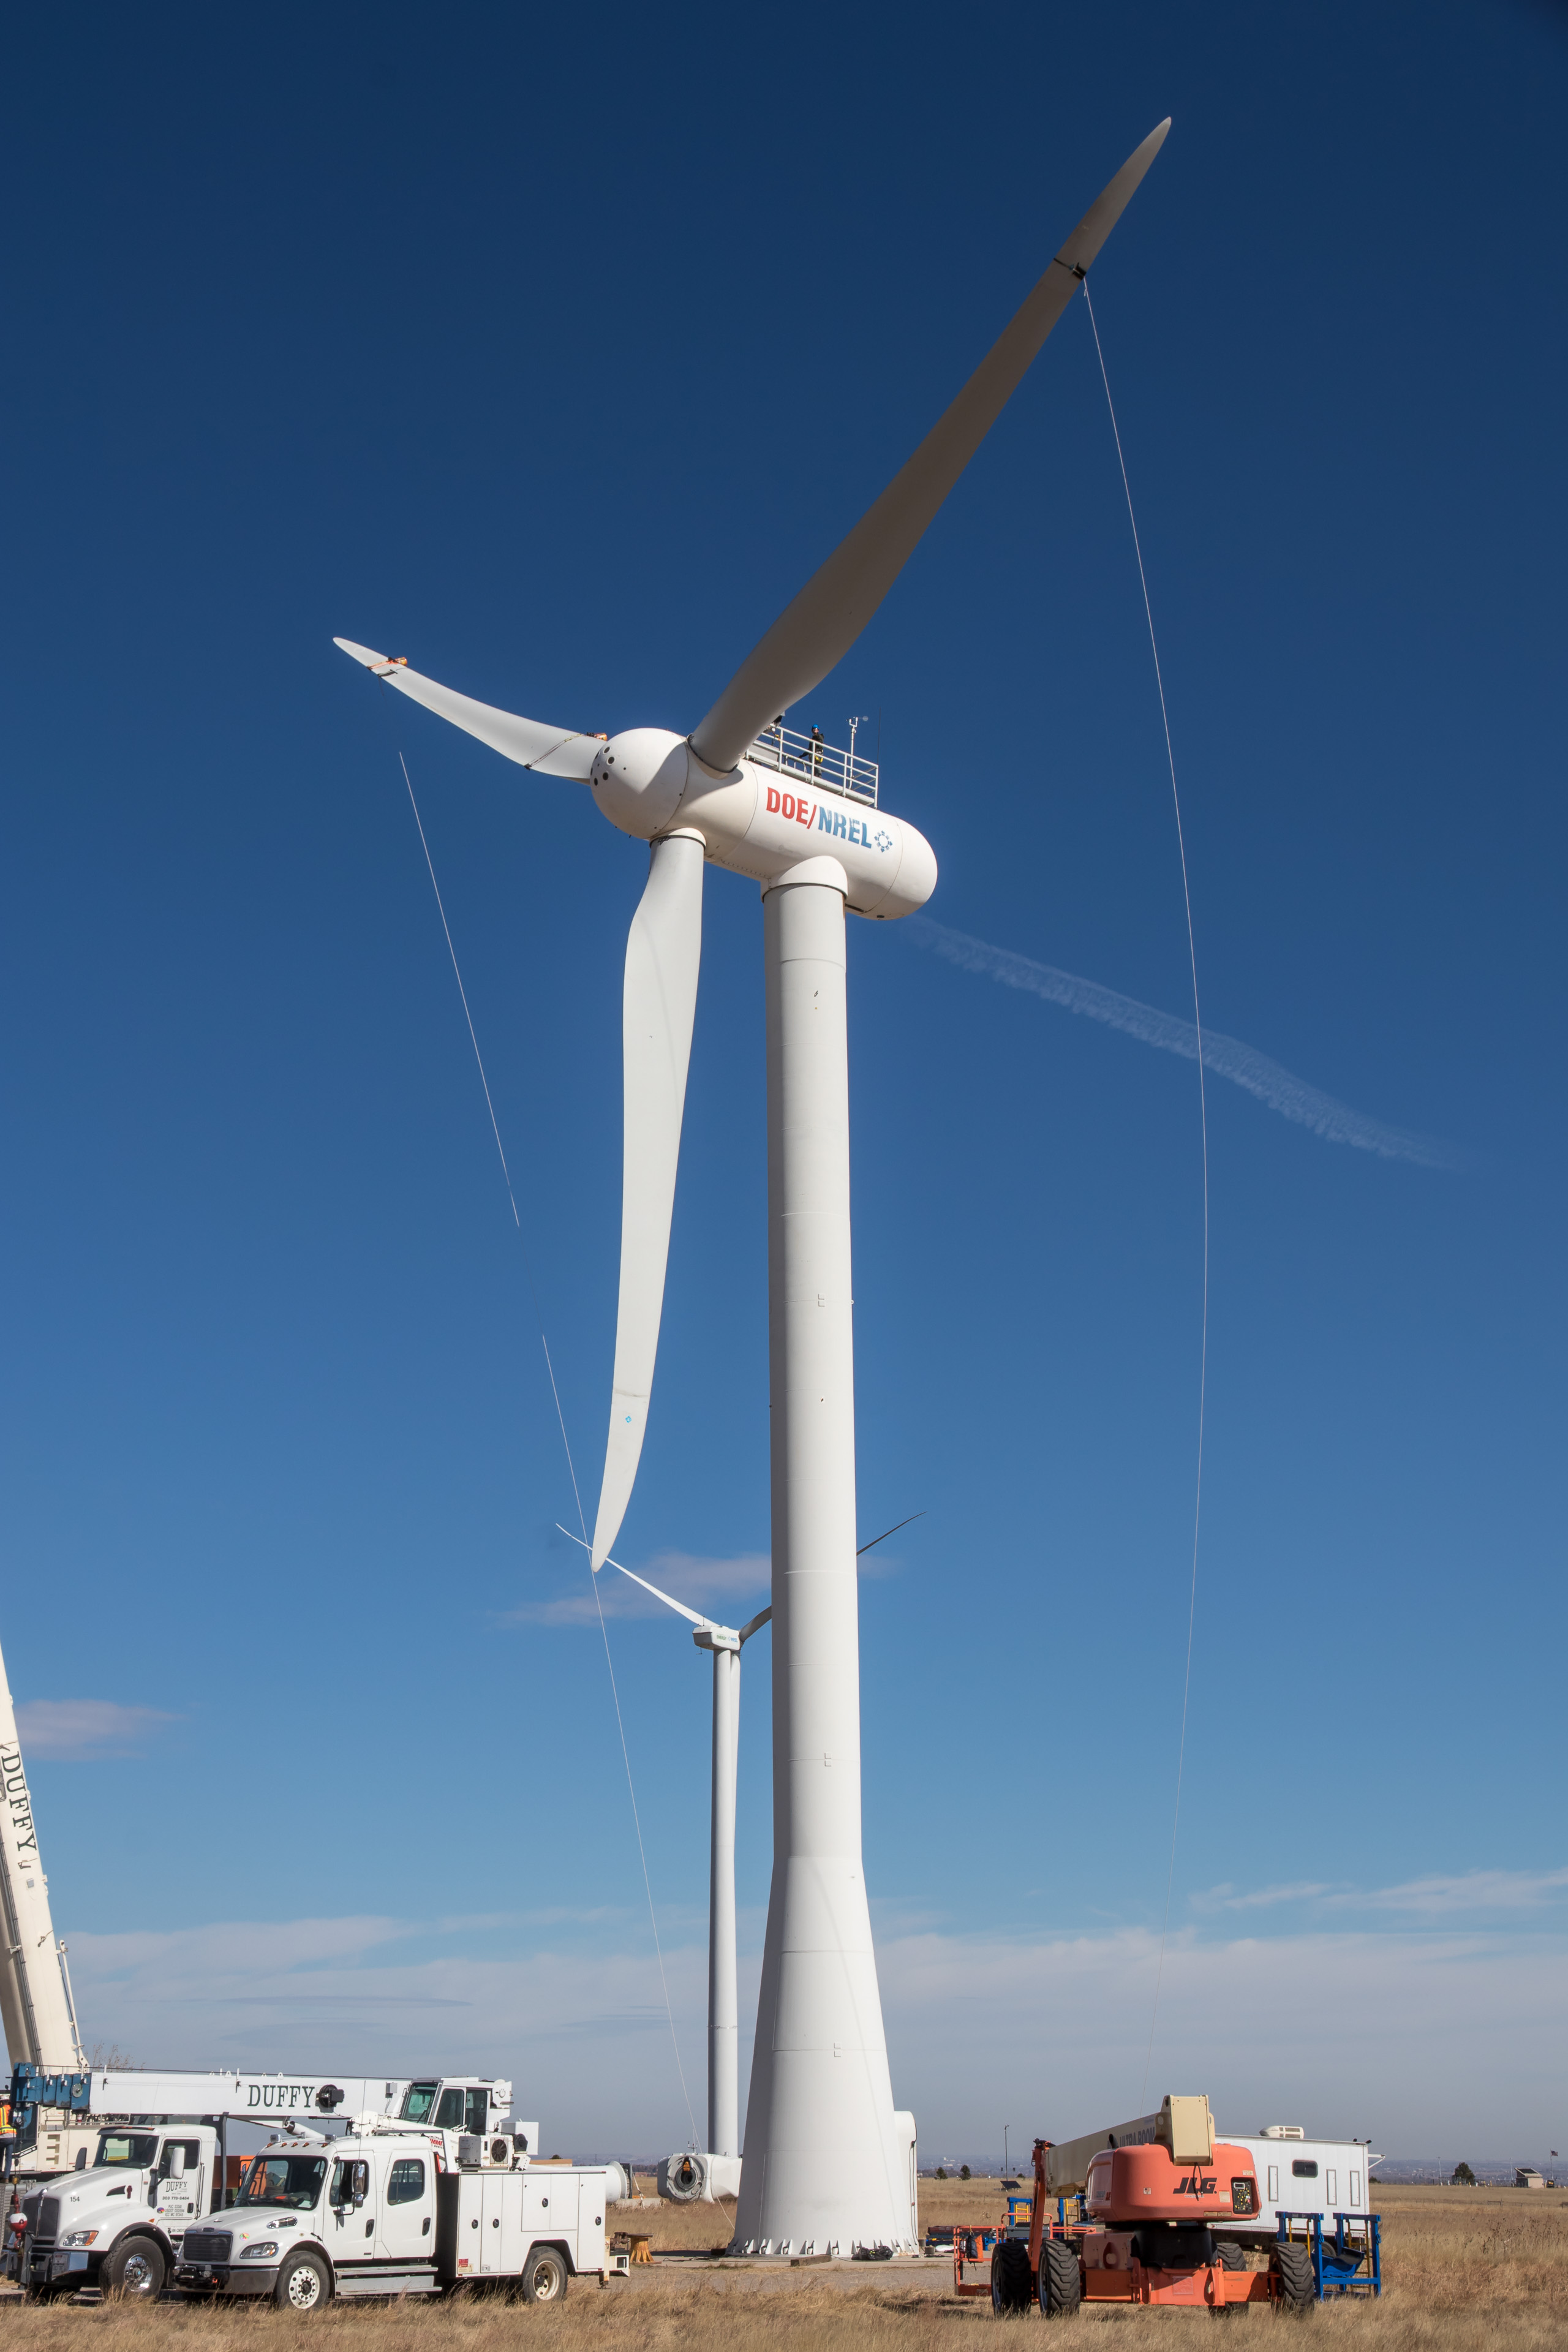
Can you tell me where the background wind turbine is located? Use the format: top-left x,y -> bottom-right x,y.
339,118 -> 1168,2255
564,1534 -> 769,2198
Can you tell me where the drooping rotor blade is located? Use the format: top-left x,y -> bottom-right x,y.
590,831 -> 705,1570
334,637 -> 603,780
688,120 -> 1170,774
556,1525 -> 729,1634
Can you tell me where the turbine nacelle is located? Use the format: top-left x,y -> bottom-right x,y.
590,726 -> 939,920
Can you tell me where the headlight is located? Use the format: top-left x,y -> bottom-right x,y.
58,2230 -> 99,2248
239,2242 -> 279,2260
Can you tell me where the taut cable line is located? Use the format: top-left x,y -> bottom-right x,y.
1080,281 -> 1210,2107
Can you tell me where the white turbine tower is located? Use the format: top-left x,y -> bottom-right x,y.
339,121 -> 1168,2255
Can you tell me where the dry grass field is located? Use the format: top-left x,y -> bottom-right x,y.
0,2180 -> 1562,2352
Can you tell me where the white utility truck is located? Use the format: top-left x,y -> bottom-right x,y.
176,2134 -> 622,2309
6,2070 -> 527,2301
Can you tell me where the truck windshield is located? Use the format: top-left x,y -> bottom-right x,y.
399,2082 -> 439,2124
96,2134 -> 159,2167
235,2156 -> 328,2211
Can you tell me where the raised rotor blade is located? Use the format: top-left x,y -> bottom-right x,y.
333,638 -> 602,780
590,831 -> 705,1570
688,120 -> 1170,774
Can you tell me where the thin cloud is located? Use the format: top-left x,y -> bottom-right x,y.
1193,1881 -> 1335,1913
1193,1866 -> 1568,1918
15,1700 -> 179,1760
907,916 -> 1466,1171
57,1904 -> 1568,2155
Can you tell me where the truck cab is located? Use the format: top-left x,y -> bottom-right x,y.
13,2122 -> 219,2299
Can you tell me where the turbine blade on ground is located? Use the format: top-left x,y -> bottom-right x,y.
333,638 -> 602,779
687,121 -> 1170,774
591,832 -> 705,1569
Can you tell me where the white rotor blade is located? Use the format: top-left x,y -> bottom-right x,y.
556,1525 -> 725,1631
334,638 -> 603,780
688,119 -> 1170,773
590,831 -> 704,1569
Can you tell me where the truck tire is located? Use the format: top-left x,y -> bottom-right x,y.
1038,2236 -> 1082,2318
104,2237 -> 166,2298
990,2237 -> 1031,2314
1215,2241 -> 1246,2269
521,2244 -> 568,2304
274,2250 -> 331,2312
1271,2241 -> 1315,2312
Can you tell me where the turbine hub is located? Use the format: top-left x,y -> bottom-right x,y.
590,729 -> 691,840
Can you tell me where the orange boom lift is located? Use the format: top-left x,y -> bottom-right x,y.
975,2096 -> 1317,2315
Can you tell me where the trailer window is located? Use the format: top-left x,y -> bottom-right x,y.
387,2160 -> 425,2206
96,2134 -> 159,2168
236,2155 -> 328,2210
1291,2160 -> 1319,2180
399,2082 -> 439,2124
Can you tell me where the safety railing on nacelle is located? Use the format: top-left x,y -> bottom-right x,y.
747,723 -> 878,808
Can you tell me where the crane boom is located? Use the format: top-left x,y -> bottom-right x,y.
0,1634 -> 83,2071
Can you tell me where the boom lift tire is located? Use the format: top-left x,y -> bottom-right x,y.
1270,2241 -> 1315,2312
990,2238 -> 1032,2314
1214,2241 -> 1245,2270
103,2237 -> 165,2298
1038,2235 -> 1082,2317
274,2250 -> 331,2312
520,2244 -> 568,2304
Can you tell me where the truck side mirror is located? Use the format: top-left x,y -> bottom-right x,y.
167,2150 -> 186,2180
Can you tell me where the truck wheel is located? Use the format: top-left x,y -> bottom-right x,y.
1038,2236 -> 1082,2318
274,2250 -> 331,2312
104,2237 -> 166,2298
1271,2241 -> 1315,2312
990,2238 -> 1031,2314
521,2244 -> 568,2304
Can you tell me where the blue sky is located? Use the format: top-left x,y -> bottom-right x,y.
2,0 -> 1564,2162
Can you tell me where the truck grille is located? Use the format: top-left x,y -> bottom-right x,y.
181,2231 -> 233,2263
35,2198 -> 62,2245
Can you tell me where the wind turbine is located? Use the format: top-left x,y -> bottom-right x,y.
568,1538 -> 769,2196
338,120 -> 1169,2255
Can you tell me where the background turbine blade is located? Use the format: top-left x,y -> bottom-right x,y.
590,832 -> 705,1569
333,638 -> 601,778
687,120 -> 1169,774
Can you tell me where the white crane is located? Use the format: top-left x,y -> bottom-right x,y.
0,1633 -> 85,2075
338,119 -> 1169,2255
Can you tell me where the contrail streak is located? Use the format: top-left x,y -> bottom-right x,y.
907,916 -> 1464,1171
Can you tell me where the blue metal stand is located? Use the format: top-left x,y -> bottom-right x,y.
1277,2209 -> 1381,2299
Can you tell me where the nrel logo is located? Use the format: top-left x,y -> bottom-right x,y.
765,785 -> 891,854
